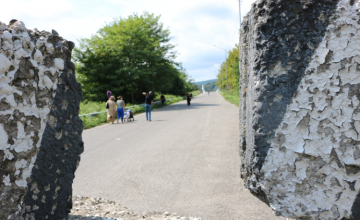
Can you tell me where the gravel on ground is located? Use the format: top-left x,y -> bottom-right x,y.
68,196 -> 202,220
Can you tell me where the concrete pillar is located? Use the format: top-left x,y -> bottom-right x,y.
0,20 -> 83,220
239,0 -> 360,219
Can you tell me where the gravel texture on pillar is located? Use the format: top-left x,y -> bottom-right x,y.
239,0 -> 360,219
0,20 -> 84,220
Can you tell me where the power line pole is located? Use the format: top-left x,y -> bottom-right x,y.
225,49 -> 228,93
238,0 -> 242,84
238,0 -> 242,27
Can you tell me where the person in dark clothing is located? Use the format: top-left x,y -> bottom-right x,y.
161,94 -> 166,106
190,93 -> 193,98
142,91 -> 154,121
186,93 -> 191,106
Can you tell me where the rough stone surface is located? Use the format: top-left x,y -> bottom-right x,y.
239,0 -> 360,219
0,20 -> 83,219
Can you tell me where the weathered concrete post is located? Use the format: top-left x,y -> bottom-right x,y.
0,20 -> 83,219
239,0 -> 360,219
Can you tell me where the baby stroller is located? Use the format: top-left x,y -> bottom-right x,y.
124,109 -> 134,122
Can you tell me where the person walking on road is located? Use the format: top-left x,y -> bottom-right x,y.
161,94 -> 166,106
142,91 -> 154,121
186,93 -> 191,106
208,91 -> 210,95
106,96 -> 116,124
116,96 -> 125,123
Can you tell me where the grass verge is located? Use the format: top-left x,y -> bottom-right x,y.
219,89 -> 239,106
80,91 -> 200,129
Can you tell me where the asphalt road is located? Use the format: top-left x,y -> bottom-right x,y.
73,92 -> 285,220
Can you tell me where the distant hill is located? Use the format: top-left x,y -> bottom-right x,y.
194,79 -> 217,86
194,79 -> 218,91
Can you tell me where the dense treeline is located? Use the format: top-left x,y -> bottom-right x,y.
74,12 -> 194,103
197,81 -> 217,92
216,45 -> 239,91
205,81 -> 217,91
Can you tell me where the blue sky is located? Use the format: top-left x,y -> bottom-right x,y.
2,0 -> 256,82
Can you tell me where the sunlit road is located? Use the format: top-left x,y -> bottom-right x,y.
73,92 -> 285,220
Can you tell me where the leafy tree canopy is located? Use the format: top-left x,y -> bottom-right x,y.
216,45 -> 239,91
74,12 -> 193,103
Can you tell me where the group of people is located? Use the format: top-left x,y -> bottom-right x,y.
106,94 -> 126,124
106,90 -> 192,123
106,91 -> 155,124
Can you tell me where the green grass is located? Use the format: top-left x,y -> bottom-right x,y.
80,92 -> 200,129
190,90 -> 201,97
219,89 -> 239,106
79,101 -> 108,129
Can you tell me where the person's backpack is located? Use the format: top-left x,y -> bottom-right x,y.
105,102 -> 109,109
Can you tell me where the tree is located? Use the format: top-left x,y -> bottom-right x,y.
74,12 -> 189,103
162,67 -> 194,96
202,81 -> 217,92
191,83 -> 198,91
216,45 -> 239,91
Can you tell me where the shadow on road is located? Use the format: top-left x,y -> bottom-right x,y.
155,103 -> 219,112
111,121 -> 137,125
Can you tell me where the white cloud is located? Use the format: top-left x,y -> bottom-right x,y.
2,0 -> 257,81
1,0 -> 73,26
